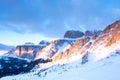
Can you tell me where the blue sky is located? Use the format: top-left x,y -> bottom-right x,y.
0,0 -> 120,45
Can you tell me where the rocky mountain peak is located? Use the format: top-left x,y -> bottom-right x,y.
85,30 -> 102,40
103,20 -> 120,33
103,20 -> 120,47
24,42 -> 34,45
39,40 -> 49,45
64,30 -> 84,38
39,40 -> 50,46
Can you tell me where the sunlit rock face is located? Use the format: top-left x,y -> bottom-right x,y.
64,30 -> 84,38
89,20 -> 120,61
15,41 -> 50,60
52,30 -> 102,64
103,20 -> 120,47
91,20 -> 120,48
15,45 -> 41,59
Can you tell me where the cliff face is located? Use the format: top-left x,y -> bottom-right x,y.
103,20 -> 120,47
15,45 -> 42,59
14,41 -> 49,60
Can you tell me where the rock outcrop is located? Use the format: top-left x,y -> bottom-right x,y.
14,41 -> 49,60
15,45 -> 41,59
64,30 -> 84,38
36,39 -> 75,59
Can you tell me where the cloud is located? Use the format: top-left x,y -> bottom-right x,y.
0,0 -> 120,38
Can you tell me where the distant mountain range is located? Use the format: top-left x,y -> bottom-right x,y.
0,43 -> 15,50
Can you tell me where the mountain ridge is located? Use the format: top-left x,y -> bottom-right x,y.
11,20 -> 120,64
0,20 -> 120,79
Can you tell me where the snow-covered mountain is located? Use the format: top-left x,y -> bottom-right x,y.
0,20 -> 120,80
13,30 -> 101,61
13,20 -> 120,63
51,20 -> 120,64
52,30 -> 102,64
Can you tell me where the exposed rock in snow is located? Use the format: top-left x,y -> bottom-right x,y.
64,30 -> 84,38
24,42 -> 34,45
36,39 -> 75,60
39,40 -> 50,46
89,20 -> 120,61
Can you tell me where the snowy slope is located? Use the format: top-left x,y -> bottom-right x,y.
89,41 -> 120,61
1,52 -> 120,80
